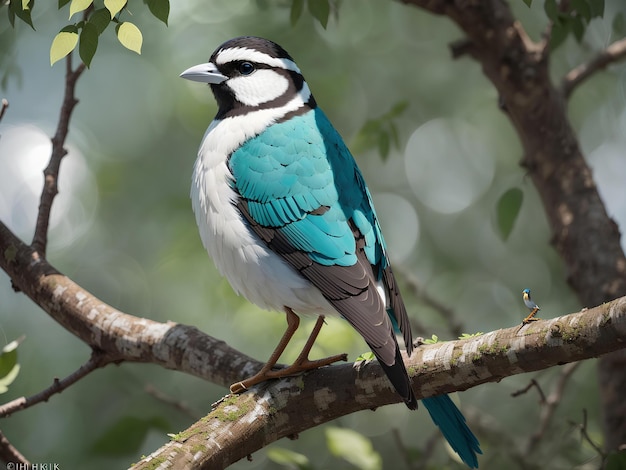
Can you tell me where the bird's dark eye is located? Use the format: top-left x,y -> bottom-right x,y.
238,62 -> 255,75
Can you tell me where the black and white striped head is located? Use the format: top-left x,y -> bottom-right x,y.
180,36 -> 316,119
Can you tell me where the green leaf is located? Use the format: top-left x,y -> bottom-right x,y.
58,0 -> 71,7
0,364 -> 20,394
550,21 -> 571,50
522,0 -> 532,6
589,0 -> 604,17
571,0 -> 592,22
423,334 -> 439,344
388,100 -> 409,118
544,0 -> 559,22
378,132 -> 390,161
459,332 -> 484,339
0,338 -> 22,394
69,0 -> 93,19
0,339 -> 20,378
92,416 -> 169,455
496,187 -> 523,241
355,351 -> 376,363
104,0 -> 126,17
290,0 -> 304,26
606,450 -> 626,470
308,0 -> 331,29
612,12 -> 625,37
79,21 -> 98,67
145,0 -> 169,26
326,427 -> 382,470
88,8 -> 112,34
9,0 -> 35,29
267,447 -> 312,470
571,15 -> 586,42
116,21 -> 143,54
50,28 -> 79,66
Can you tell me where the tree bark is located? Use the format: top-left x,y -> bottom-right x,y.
401,0 -> 626,451
132,297 -> 626,469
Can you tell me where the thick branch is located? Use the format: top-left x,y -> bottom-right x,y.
3,210 -> 626,467
562,37 -> 626,99
400,0 -> 626,449
133,298 -> 626,469
0,431 -> 29,466
1,220 -> 261,388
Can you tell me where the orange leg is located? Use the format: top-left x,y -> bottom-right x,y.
230,308 -> 347,393
522,307 -> 541,325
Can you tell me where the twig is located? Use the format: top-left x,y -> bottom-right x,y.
525,362 -> 581,453
31,53 -> 86,256
413,430 -> 440,470
397,267 -> 463,338
0,350 -> 111,418
145,384 -> 199,420
562,37 -> 626,99
0,99 -> 8,123
391,427 -> 417,469
511,378 -> 547,403
569,409 -> 605,460
0,430 -> 29,465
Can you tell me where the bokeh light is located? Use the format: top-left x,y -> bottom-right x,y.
404,118 -> 495,214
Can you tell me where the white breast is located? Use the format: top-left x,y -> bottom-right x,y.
191,89 -> 333,315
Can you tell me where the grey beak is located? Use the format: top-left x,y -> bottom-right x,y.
180,62 -> 227,84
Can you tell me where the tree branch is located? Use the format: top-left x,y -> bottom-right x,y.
133,298 -> 626,469
562,37 -> 626,99
0,350 -> 111,418
525,362 -> 580,453
0,99 -> 8,124
3,209 -> 626,467
31,54 -> 86,256
1,220 -> 263,389
0,430 -> 29,466
400,0 -> 626,448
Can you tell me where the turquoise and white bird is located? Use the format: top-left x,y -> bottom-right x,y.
522,288 -> 540,311
181,36 -> 481,467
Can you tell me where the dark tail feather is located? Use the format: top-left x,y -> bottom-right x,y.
376,346 -> 418,410
422,395 -> 482,468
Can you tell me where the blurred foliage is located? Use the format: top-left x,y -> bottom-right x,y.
1,0 -> 626,469
495,187 -> 523,242
0,337 -> 21,394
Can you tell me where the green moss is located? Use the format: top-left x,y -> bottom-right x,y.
477,341 -> 508,356
191,444 -> 207,454
140,456 -> 167,470
169,429 -> 195,442
214,395 -> 252,422
561,323 -> 584,342
3,244 -> 17,263
450,351 -> 463,367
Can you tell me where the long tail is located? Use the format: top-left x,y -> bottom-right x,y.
422,395 -> 482,468
376,345 -> 418,410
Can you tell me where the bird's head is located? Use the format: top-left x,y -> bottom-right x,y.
180,36 -> 314,119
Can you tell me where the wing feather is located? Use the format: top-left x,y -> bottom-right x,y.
230,108 -> 415,406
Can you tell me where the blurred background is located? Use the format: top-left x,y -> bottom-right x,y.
1,1 -> 625,468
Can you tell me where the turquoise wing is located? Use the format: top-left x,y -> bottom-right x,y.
229,108 -> 414,405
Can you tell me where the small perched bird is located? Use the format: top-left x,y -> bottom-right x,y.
522,288 -> 541,323
522,288 -> 539,311
181,36 -> 481,467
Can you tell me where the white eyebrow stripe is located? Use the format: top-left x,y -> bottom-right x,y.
215,47 -> 301,73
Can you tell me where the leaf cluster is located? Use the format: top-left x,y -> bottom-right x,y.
351,101 -> 409,161
5,0 -> 170,67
